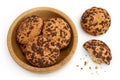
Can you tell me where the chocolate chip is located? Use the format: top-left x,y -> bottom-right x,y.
53,49 -> 59,53
49,57 -> 54,62
27,31 -> 31,37
106,56 -> 111,61
63,26 -> 68,30
31,43 -> 37,51
99,21 -> 105,26
66,39 -> 70,44
58,38 -> 60,41
96,52 -> 102,58
45,43 -> 49,48
29,26 -> 33,30
38,59 -> 43,66
90,16 -> 94,22
93,31 -> 97,36
56,43 -> 61,48
93,50 -> 97,55
50,20 -> 56,23
31,15 -> 36,18
105,51 -> 108,55
21,44 -> 26,49
84,25 -> 87,27
46,28 -> 51,32
26,51 -> 31,55
92,23 -> 97,26
51,32 -> 56,36
21,36 -> 24,39
36,48 -> 43,55
47,23 -> 52,26
82,19 -> 87,23
60,30 -> 62,37
104,13 -> 108,18
51,42 -> 55,46
100,47 -> 104,51
31,53 -> 35,59
96,28 -> 101,32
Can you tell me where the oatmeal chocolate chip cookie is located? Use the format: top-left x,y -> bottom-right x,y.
83,39 -> 112,65
16,15 -> 43,44
42,18 -> 72,49
81,7 -> 111,36
25,35 -> 60,67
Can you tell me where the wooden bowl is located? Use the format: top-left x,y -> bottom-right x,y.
7,7 -> 78,73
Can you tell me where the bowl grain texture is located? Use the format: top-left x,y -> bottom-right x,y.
7,7 -> 78,73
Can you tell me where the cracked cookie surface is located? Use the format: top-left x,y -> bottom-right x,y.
81,7 -> 111,36
24,35 -> 60,67
42,18 -> 72,49
16,15 -> 43,44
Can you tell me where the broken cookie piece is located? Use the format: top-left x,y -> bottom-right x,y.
83,39 -> 112,65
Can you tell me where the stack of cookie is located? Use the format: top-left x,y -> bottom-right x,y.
16,15 -> 72,67
81,7 -> 112,65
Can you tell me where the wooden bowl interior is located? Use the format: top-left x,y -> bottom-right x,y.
8,7 -> 77,72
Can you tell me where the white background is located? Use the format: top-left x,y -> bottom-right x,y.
0,0 -> 120,80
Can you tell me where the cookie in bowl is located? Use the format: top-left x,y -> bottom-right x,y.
42,18 -> 72,49
24,35 -> 60,67
16,15 -> 43,44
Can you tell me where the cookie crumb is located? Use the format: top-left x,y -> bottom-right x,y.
80,58 -> 82,60
76,65 -> 79,67
80,67 -> 83,70
89,66 -> 92,69
84,61 -> 88,66
95,66 -> 98,69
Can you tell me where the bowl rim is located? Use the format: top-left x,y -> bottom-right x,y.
7,7 -> 78,73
